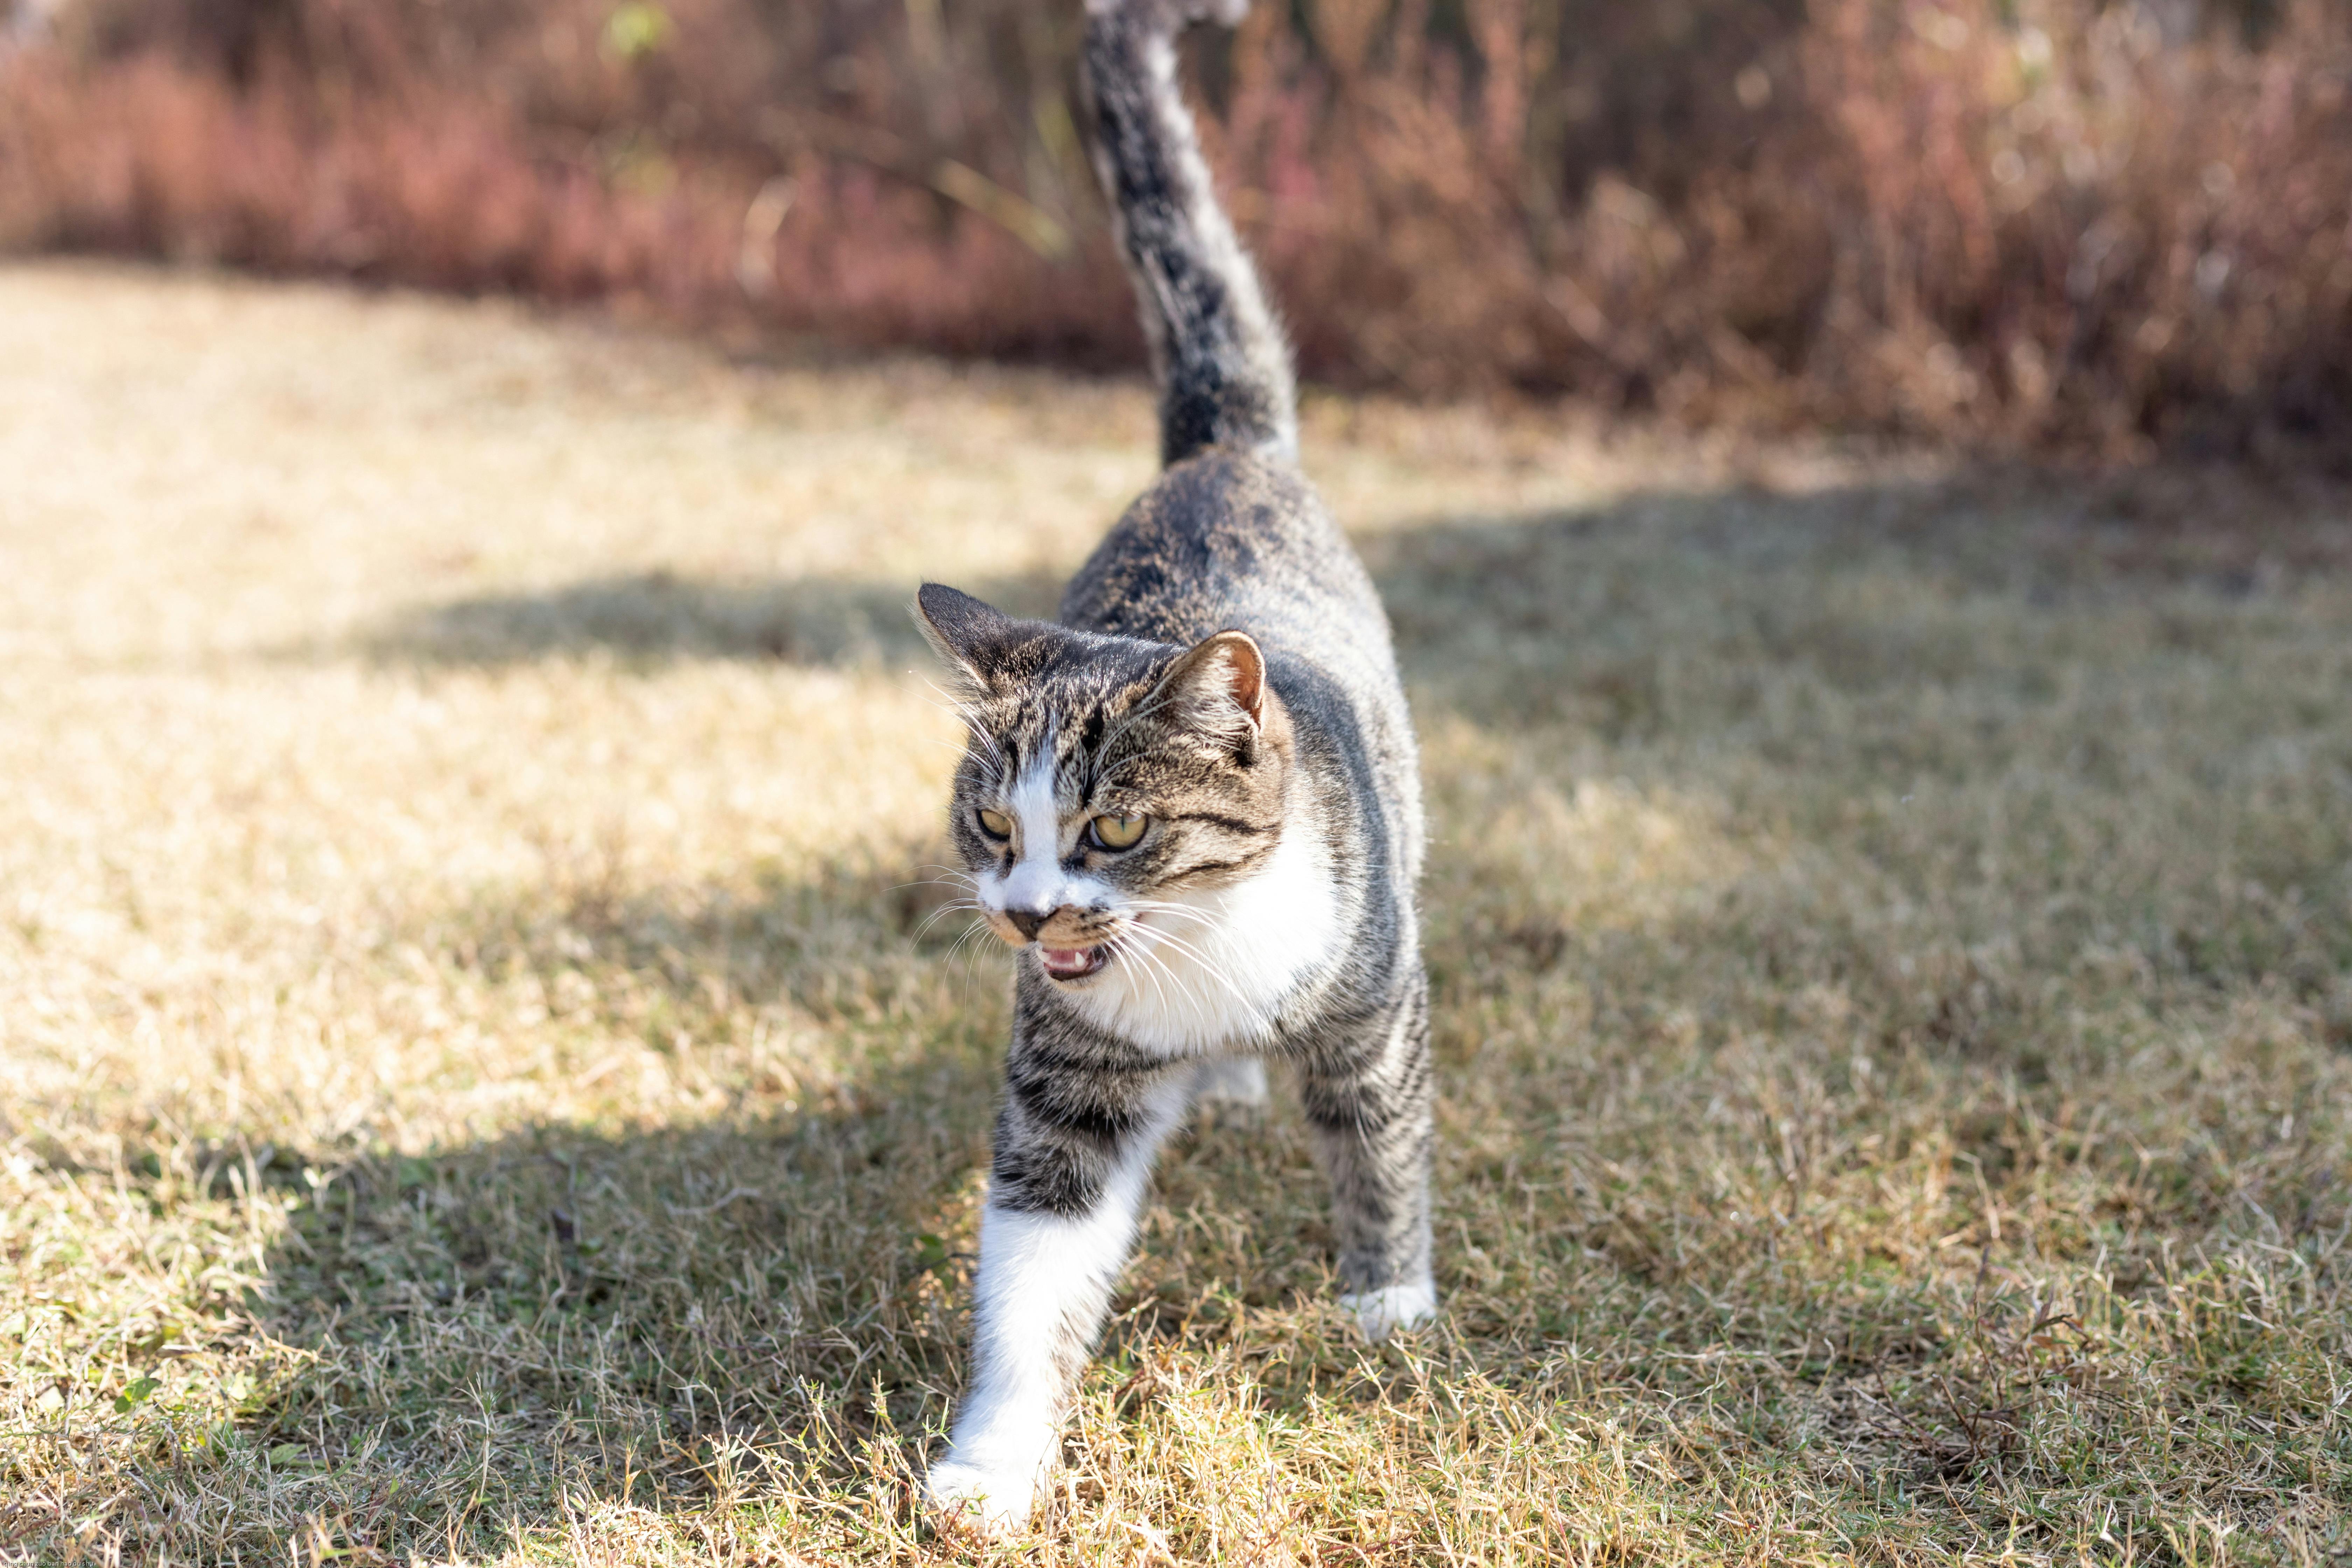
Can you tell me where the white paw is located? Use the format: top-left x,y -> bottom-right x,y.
1340,1277 -> 1438,1341
925,1456 -> 1041,1537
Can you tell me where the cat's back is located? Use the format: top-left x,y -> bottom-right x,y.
1059,449 -> 1387,676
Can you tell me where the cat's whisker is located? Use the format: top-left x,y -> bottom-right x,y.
1110,928 -> 1178,1018
912,691 -> 985,735
1114,913 -> 1271,1036
913,687 -> 1009,787
910,899 -> 986,943
1117,899 -> 1226,930
888,870 -> 978,893
1163,946 -> 1278,1037
1117,934 -> 1212,1038
902,868 -> 981,896
943,918 -> 1003,992
1119,914 -> 1224,969
917,735 -> 1001,779
1119,901 -> 1234,953
920,679 -> 1008,765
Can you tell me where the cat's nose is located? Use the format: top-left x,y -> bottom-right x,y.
1005,907 -> 1049,940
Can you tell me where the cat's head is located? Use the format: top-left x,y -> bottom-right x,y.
915,582 -> 1291,986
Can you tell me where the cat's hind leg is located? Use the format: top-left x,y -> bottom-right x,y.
1297,971 -> 1437,1340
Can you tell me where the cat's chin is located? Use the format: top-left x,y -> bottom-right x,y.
1038,945 -> 1110,982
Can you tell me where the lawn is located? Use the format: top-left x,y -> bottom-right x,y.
2,261 -> 2348,1565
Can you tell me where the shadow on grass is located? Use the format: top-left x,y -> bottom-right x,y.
349,567 -> 1065,668
341,463 -> 2352,684
183,857 -> 1014,1559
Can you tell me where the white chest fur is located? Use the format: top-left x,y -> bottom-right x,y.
1069,817 -> 1342,1055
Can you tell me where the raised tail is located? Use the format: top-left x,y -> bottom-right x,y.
1083,0 -> 1297,469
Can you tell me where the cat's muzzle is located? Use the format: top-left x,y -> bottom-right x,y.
991,906 -> 1115,981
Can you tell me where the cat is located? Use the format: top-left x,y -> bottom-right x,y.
916,0 -> 1434,1533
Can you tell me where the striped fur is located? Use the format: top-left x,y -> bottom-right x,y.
1083,0 -> 1296,466
920,0 -> 1431,1534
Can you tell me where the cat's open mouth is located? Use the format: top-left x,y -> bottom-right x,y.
1039,945 -> 1110,981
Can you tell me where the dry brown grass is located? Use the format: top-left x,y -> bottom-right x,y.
3,260 -> 2350,1564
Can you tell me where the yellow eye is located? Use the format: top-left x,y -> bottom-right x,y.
976,808 -> 1013,840
1089,813 -> 1147,850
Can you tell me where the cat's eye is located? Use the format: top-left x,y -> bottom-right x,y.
975,808 -> 1013,840
1088,813 -> 1148,851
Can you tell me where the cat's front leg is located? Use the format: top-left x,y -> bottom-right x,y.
1299,971 -> 1437,1340
926,1057 -> 1186,1535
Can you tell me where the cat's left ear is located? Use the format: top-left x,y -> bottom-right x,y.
1153,629 -> 1267,737
915,583 -> 1018,688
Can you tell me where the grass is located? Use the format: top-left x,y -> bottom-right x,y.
1,258 -> 2349,1565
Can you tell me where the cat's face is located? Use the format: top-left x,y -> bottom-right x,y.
917,584 -> 1289,990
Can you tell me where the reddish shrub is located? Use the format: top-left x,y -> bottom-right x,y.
4,0 -> 2350,452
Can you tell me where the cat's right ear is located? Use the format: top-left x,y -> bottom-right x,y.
914,583 -> 1017,690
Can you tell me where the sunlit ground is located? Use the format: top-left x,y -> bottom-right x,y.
3,261 -> 2348,1564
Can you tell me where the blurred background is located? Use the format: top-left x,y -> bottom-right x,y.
4,0 -> 2349,455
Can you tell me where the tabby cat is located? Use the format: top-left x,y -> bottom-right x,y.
917,0 -> 1433,1531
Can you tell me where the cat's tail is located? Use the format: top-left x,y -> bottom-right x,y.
1083,0 -> 1297,469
